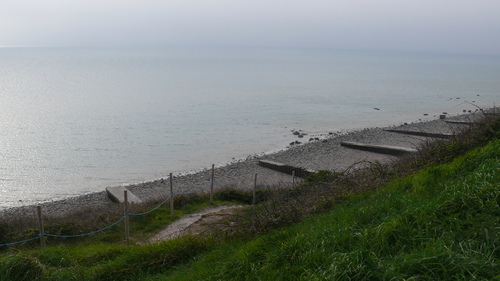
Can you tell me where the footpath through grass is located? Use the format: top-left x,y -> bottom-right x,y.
0,120 -> 499,280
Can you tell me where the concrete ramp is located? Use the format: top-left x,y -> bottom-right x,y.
106,186 -> 142,204
340,141 -> 417,156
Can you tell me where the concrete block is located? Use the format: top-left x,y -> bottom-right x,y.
106,186 -> 142,204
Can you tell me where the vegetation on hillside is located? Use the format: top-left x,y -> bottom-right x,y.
0,115 -> 498,280
165,138 -> 498,280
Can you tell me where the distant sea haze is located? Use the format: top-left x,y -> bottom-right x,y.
0,47 -> 498,208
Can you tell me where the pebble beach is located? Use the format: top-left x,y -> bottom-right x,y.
0,111 -> 489,220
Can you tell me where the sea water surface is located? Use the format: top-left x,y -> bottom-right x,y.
1,47 -> 499,208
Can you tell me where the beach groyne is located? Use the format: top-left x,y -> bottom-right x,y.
1,112 -> 485,220
258,160 -> 317,178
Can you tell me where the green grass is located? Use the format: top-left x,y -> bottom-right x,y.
0,192 -> 243,248
157,140 -> 499,280
0,118 -> 499,280
0,237 -> 212,280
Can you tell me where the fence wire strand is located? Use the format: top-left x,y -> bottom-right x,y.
44,216 -> 126,238
128,194 -> 172,216
0,235 -> 43,247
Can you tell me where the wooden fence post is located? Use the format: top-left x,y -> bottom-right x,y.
292,170 -> 296,188
253,173 -> 257,205
170,173 -> 174,217
37,206 -> 46,248
124,190 -> 130,245
210,164 -> 215,204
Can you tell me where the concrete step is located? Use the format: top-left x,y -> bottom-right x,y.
340,141 -> 417,156
106,186 -> 143,204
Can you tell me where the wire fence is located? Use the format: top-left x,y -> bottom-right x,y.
0,166 -> 299,248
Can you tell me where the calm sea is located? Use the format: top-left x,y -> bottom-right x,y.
1,47 -> 499,208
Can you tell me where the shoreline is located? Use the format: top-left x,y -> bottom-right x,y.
0,111 -> 489,219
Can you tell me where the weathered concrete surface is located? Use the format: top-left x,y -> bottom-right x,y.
106,186 -> 142,204
445,120 -> 477,125
340,141 -> 418,156
384,129 -> 453,139
258,160 -> 317,178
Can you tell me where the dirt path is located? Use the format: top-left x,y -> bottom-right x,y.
148,205 -> 242,243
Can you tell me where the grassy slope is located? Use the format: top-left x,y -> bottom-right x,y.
155,139 -> 500,280
0,139 -> 499,280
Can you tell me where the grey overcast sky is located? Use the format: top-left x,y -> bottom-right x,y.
1,0 -> 499,55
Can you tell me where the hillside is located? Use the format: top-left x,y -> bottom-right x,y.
0,116 -> 499,280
